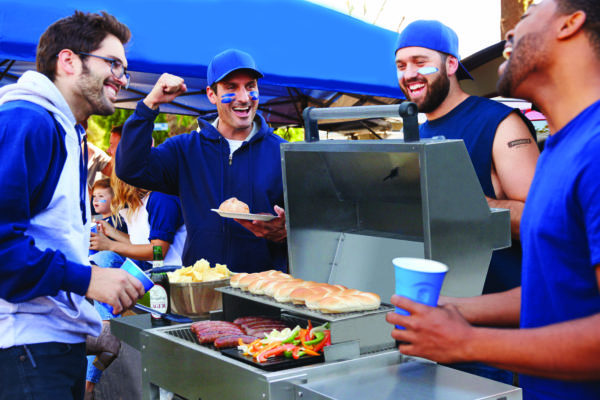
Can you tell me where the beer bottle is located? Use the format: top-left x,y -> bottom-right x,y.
152,245 -> 164,268
149,245 -> 170,326
149,272 -> 171,326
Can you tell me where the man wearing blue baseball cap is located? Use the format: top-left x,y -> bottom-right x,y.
115,49 -> 288,274
396,20 -> 539,295
394,19 -> 540,384
389,2 -> 600,398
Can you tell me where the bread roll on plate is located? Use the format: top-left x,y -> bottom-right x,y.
219,197 -> 249,213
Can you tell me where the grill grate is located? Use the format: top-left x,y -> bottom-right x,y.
165,325 -> 200,345
217,286 -> 393,321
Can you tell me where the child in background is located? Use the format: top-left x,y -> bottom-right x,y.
91,178 -> 128,233
86,168 -> 186,398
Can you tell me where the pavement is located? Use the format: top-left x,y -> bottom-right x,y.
93,342 -> 143,400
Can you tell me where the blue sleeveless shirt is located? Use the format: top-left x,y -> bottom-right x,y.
420,96 -> 535,293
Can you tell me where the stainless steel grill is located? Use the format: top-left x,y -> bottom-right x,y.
113,104 -> 522,400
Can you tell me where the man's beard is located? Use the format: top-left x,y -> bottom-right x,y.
497,33 -> 544,98
402,64 -> 450,114
78,62 -> 116,116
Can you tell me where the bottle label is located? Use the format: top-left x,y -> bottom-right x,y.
149,284 -> 168,319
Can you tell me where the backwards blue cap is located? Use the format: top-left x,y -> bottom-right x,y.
207,49 -> 263,86
395,20 -> 473,81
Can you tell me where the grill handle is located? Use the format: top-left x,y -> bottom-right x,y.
302,102 -> 419,142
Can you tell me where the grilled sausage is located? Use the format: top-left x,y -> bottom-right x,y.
213,335 -> 260,349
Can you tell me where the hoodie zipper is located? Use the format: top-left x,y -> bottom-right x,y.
229,153 -> 233,165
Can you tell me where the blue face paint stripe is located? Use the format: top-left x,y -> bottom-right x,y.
397,66 -> 439,81
418,66 -> 439,75
249,91 -> 259,101
220,93 -> 236,103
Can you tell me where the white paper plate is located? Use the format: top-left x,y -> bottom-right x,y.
211,209 -> 277,221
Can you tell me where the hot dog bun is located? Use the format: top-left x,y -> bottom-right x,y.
316,292 -> 381,313
229,271 -> 380,314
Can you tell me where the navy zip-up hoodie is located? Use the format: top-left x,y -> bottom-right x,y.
116,101 -> 287,273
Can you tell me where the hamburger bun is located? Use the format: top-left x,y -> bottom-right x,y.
219,197 -> 249,214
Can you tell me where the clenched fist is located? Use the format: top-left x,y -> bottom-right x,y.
144,73 -> 187,110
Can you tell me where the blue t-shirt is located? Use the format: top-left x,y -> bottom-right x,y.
146,191 -> 184,243
421,96 -> 535,293
103,215 -> 128,234
520,99 -> 600,399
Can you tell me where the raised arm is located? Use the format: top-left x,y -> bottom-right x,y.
115,74 -> 187,194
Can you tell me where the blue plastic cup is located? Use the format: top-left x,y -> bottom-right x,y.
100,258 -> 154,316
121,258 -> 154,292
392,257 -> 448,327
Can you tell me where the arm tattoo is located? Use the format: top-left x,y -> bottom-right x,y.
507,138 -> 532,148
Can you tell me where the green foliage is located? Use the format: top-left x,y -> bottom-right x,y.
88,108 -> 133,149
88,110 -> 198,150
90,110 -> 307,149
274,127 -> 305,142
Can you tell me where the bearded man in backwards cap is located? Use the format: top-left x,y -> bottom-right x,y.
388,1 -> 600,398
392,19 -> 541,384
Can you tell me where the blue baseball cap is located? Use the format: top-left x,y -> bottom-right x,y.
395,20 -> 473,81
207,49 -> 263,86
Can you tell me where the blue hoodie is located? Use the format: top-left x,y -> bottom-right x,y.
0,71 -> 101,348
116,101 -> 287,273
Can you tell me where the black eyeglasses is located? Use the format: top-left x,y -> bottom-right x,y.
77,52 -> 130,89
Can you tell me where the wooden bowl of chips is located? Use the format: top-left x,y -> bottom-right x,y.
167,260 -> 233,318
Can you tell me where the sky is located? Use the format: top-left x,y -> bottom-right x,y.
308,0 -> 502,58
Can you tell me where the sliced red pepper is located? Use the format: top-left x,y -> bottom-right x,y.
256,344 -> 295,363
313,331 -> 331,352
305,320 -> 313,341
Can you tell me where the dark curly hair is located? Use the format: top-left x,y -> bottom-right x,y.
36,11 -> 130,81
556,0 -> 600,57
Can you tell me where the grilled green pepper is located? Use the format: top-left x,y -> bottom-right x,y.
304,331 -> 325,346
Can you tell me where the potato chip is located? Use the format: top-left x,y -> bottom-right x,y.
167,259 -> 233,283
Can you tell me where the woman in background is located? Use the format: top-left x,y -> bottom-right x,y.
86,168 -> 186,398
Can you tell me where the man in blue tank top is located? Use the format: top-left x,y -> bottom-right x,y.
394,18 -> 541,384
387,1 -> 600,398
395,19 -> 540,296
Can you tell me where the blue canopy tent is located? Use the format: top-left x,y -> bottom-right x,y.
0,0 -> 405,129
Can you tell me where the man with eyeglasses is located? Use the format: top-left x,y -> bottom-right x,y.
0,11 -> 144,400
